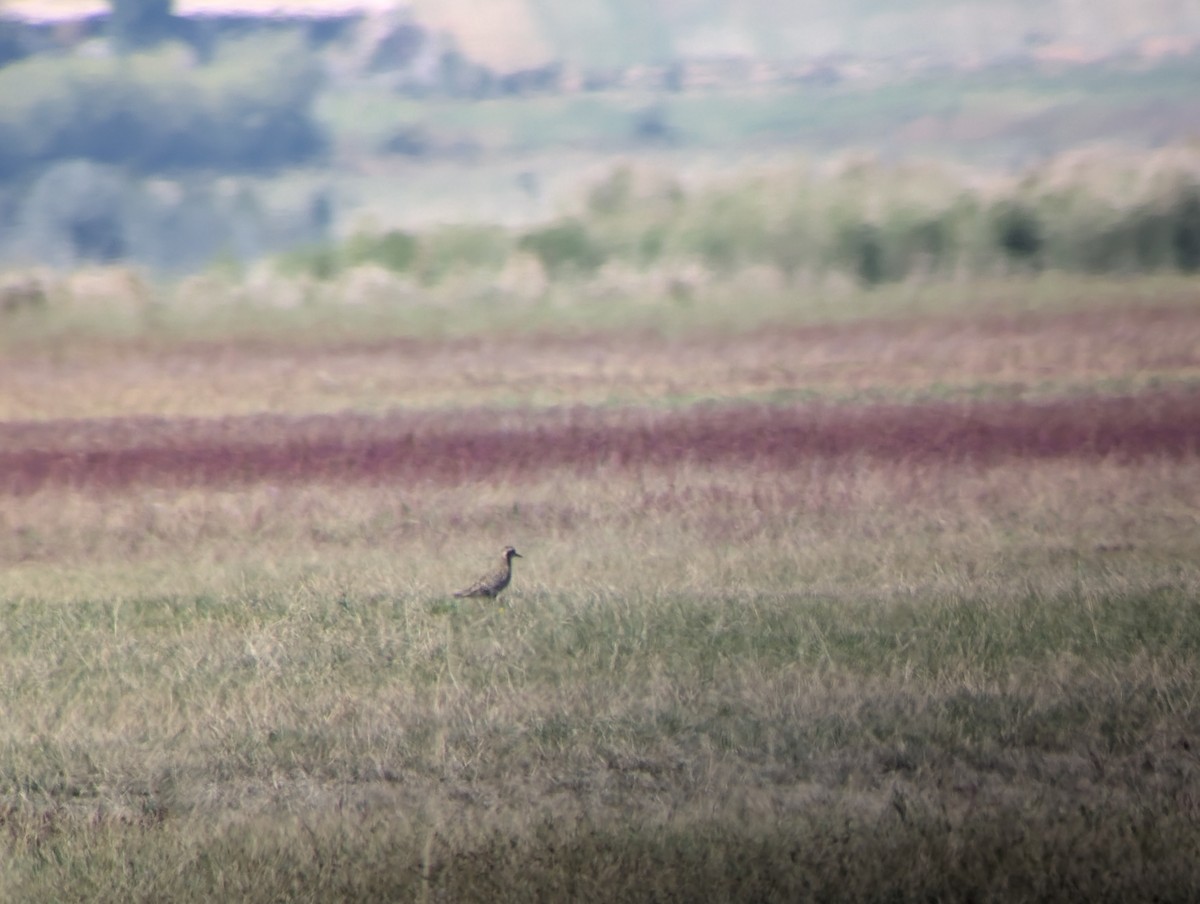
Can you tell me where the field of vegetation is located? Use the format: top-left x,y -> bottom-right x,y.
4,1 -> 1200,896
4,16 -> 1200,274
1,273 -> 1199,900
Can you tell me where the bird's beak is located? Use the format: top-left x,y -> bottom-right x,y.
513,551 -> 523,557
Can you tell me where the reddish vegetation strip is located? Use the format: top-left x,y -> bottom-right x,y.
2,391 -> 1199,494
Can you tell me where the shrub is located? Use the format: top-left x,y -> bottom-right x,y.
1130,205 -> 1174,271
897,214 -> 949,273
636,225 -> 667,267
991,202 -> 1044,268
417,225 -> 511,284
345,230 -> 419,273
518,220 -> 605,277
197,34 -> 326,170
276,243 -> 340,281
679,192 -> 768,275
1171,188 -> 1200,272
15,160 -> 134,267
764,214 -> 811,281
835,222 -> 886,285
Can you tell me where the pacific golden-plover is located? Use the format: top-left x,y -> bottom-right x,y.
453,546 -> 522,599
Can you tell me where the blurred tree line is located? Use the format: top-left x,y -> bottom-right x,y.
559,162 -> 1200,285
0,0 -> 330,272
277,161 -> 1200,289
0,34 -> 324,179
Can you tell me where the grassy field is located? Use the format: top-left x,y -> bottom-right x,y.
2,278 -> 1200,900
5,274 -> 1200,418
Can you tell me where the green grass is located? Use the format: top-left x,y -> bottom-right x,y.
2,568 -> 1198,900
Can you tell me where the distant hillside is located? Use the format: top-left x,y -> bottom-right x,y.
7,0 -> 1200,70
427,0 -> 1200,69
439,0 -> 1200,69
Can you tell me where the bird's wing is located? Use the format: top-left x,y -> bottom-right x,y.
453,569 -> 500,597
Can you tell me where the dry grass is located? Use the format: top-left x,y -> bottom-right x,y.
2,447 -> 1199,899
1,285 -> 1199,899
2,285 -> 1199,421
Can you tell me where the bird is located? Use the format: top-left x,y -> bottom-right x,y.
453,546 -> 522,599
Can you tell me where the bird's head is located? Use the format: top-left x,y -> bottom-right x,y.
503,546 -> 522,561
